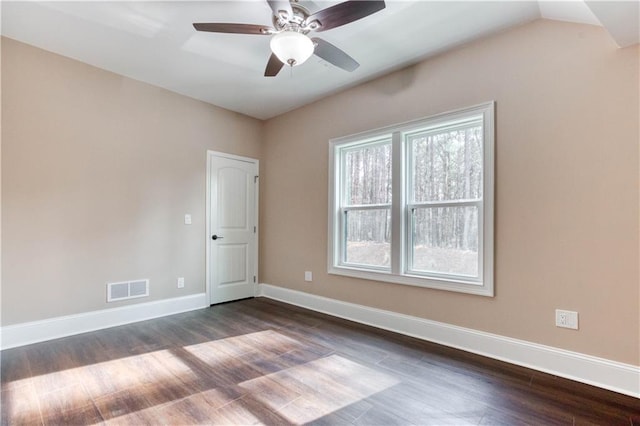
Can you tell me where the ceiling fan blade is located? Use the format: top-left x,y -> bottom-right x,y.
311,37 -> 359,72
193,23 -> 273,35
267,0 -> 294,19
305,1 -> 385,32
265,53 -> 285,77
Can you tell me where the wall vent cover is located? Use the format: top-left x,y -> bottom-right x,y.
107,279 -> 149,302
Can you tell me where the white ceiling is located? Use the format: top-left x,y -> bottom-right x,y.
2,1 -> 637,120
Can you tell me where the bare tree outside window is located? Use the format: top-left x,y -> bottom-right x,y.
343,141 -> 392,268
409,125 -> 483,277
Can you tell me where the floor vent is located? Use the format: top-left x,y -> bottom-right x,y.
107,279 -> 149,302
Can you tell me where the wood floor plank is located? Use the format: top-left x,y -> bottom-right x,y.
41,402 -> 103,426
215,394 -> 294,425
101,406 -> 161,426
1,382 -> 43,426
237,375 -> 301,411
278,394 -> 342,425
153,394 -> 219,425
0,348 -> 32,390
478,406 -> 544,425
353,405 -> 419,426
36,382 -> 94,418
93,387 -> 155,421
2,297 -> 638,425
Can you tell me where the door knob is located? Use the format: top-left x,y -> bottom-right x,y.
211,235 -> 224,240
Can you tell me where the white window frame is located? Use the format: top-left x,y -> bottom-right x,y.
327,102 -> 495,296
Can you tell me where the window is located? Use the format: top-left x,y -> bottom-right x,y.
328,102 -> 494,296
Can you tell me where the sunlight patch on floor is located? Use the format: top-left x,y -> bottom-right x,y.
4,330 -> 398,424
3,348 -> 192,423
240,354 -> 400,424
184,329 -> 305,360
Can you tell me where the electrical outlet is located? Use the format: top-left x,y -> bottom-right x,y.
304,271 -> 313,282
555,309 -> 578,329
184,214 -> 192,225
177,277 -> 185,289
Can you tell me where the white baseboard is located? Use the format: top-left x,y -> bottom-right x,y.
1,293 -> 208,350
258,283 -> 640,398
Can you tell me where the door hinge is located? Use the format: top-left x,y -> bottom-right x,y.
254,175 -> 259,183
253,276 -> 256,283
254,226 -> 256,233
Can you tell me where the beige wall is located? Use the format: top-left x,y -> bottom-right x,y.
260,20 -> 640,365
1,37 -> 263,325
2,19 -> 639,367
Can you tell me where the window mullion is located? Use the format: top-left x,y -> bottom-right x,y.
390,131 -> 403,275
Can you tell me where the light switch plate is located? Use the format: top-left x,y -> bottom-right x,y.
184,214 -> 192,225
304,271 -> 312,282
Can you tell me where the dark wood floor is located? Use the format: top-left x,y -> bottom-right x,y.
1,298 -> 639,425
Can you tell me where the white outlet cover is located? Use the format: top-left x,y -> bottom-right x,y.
177,277 -> 185,288
555,309 -> 579,330
304,271 -> 313,282
184,214 -> 192,225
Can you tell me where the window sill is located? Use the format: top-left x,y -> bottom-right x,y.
328,265 -> 494,297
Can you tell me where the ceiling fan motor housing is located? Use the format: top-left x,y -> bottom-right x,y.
272,3 -> 317,34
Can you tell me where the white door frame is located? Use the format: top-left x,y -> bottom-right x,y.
205,150 -> 259,305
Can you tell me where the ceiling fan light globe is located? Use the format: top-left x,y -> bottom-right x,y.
270,31 -> 314,67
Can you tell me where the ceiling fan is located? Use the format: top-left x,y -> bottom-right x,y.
193,0 -> 386,77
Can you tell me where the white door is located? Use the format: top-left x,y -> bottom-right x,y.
208,152 -> 258,304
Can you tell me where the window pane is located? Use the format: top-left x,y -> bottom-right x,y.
345,209 -> 391,268
410,125 -> 483,203
344,142 -> 392,205
411,206 -> 478,277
